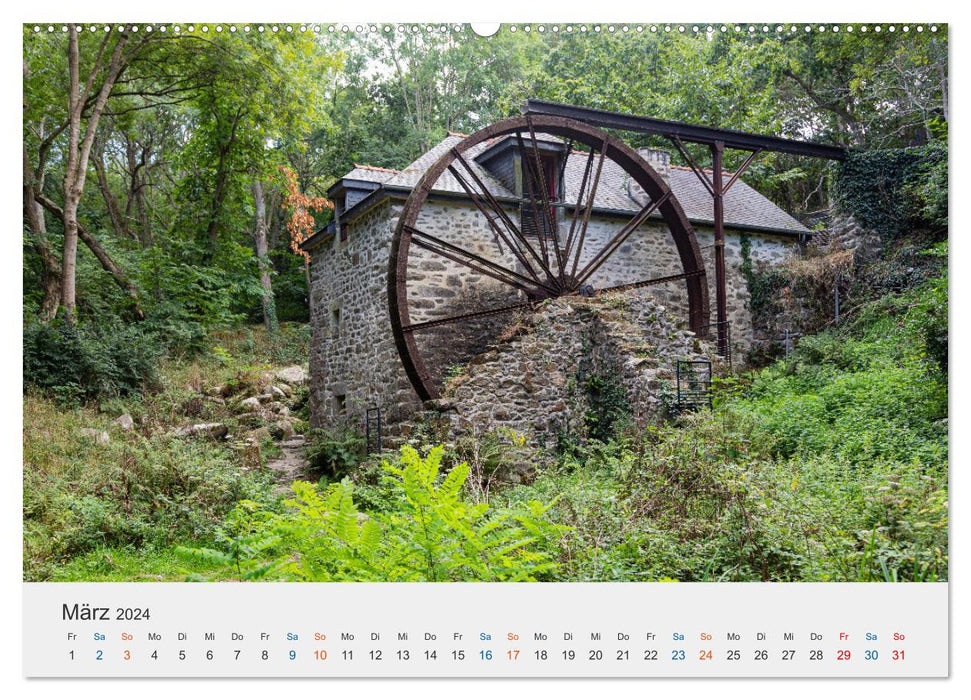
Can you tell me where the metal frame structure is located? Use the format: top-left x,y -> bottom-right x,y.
524,100 -> 847,356
389,114 -> 710,402
365,406 -> 382,453
675,359 -> 713,412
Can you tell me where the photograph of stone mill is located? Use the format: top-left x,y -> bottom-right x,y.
24,23 -> 947,583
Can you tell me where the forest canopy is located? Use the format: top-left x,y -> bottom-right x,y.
23,23 -> 948,352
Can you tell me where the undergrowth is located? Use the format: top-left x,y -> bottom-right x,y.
29,265 -> 948,584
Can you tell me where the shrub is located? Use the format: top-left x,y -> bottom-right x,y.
22,393 -> 280,580
184,445 -> 568,582
23,318 -> 164,403
305,427 -> 366,479
735,266 -> 947,468
500,418 -> 947,583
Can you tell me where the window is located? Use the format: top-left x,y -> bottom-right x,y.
520,153 -> 558,238
333,394 -> 346,415
331,307 -> 341,335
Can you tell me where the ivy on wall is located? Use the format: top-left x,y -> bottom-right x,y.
833,143 -> 947,239
574,326 -> 630,443
740,234 -> 785,316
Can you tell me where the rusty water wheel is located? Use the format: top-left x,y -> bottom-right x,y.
389,114 -> 710,402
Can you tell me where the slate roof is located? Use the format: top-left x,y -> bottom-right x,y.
338,165 -> 399,185
336,134 -> 809,236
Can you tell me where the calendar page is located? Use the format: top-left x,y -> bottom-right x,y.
20,13 -> 950,684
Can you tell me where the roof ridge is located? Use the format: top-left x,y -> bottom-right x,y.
669,164 -> 742,176
352,163 -> 400,174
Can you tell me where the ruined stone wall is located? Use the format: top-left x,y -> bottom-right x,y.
439,292 -> 714,444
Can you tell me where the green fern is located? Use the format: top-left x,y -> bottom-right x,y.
184,445 -> 570,582
176,500 -> 283,581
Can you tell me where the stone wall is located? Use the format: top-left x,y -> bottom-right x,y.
308,199 -> 419,430
576,218 -> 794,361
307,195 -> 799,434
438,292 -> 714,444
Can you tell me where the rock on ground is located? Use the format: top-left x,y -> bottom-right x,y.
275,366 -> 308,386
114,414 -> 135,431
262,385 -> 287,400
237,396 -> 262,412
80,428 -> 110,445
174,423 -> 229,441
269,420 -> 295,440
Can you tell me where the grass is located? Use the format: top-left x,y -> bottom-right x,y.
48,546 -> 228,582
23,324 -> 309,582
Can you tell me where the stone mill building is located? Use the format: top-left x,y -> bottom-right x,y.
300,129 -> 810,439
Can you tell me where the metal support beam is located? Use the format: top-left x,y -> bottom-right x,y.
522,99 -> 848,362
524,99 -> 847,160
711,141 -> 729,355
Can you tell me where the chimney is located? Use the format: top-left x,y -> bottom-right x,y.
637,148 -> 671,183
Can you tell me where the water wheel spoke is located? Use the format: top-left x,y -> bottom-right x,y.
557,139 -> 574,198
450,148 -> 558,286
524,119 -> 566,279
574,190 -> 673,287
446,163 -> 541,283
569,135 -> 610,280
402,300 -> 533,333
404,224 -> 555,296
514,131 -> 554,277
594,268 -> 705,296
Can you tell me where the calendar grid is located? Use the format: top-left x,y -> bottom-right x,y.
23,582 -> 948,678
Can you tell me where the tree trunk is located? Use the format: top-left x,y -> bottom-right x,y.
134,176 -> 153,248
206,108 -> 244,259
93,139 -> 131,240
125,136 -> 153,248
61,193 -> 81,323
60,26 -> 130,322
23,144 -> 61,321
37,194 -> 145,320
251,180 -> 278,332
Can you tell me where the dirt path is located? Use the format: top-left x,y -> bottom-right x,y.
266,434 -> 310,491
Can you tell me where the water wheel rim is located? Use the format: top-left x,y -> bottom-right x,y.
389,114 -> 709,402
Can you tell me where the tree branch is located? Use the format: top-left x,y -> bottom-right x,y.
35,193 -> 145,320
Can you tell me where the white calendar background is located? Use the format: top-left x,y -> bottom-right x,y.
22,582 -> 947,678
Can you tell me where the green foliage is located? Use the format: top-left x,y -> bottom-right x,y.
23,391 -> 280,580
574,335 -> 630,442
451,427 -> 540,501
23,318 -> 163,404
914,243 -> 948,374
196,446 -> 567,582
501,413 -> 946,583
834,144 -> 948,239
176,502 -> 282,581
305,428 -> 366,479
580,371 -> 630,443
138,242 -> 268,356
736,266 -> 947,468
